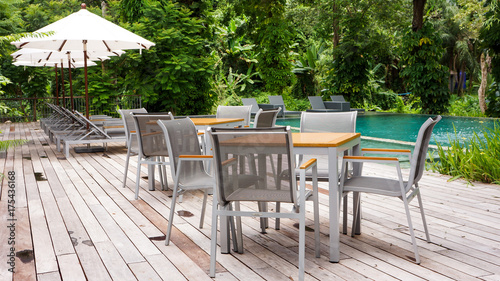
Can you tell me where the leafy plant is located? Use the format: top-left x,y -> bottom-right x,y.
447,94 -> 485,117
399,22 -> 450,114
429,123 -> 500,184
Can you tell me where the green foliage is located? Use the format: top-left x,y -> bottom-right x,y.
486,82 -> 500,117
399,22 -> 450,114
237,0 -> 295,94
481,1 -> 500,117
430,123 -> 500,184
291,42 -> 324,99
370,91 -> 399,110
447,94 -> 485,117
116,1 -> 216,115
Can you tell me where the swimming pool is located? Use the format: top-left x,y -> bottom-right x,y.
275,112 -> 500,148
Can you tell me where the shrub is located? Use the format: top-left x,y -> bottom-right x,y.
429,123 -> 500,184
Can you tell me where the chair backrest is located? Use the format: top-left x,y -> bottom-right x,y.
131,113 -> 173,158
408,115 -> 442,186
308,96 -> 327,110
331,95 -> 346,102
300,111 -> 357,133
268,95 -> 287,111
157,118 -> 205,184
253,107 -> 282,128
241,98 -> 260,114
209,126 -> 297,207
118,108 -> 147,148
216,105 -> 252,126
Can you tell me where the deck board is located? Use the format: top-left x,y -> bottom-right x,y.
1,121 -> 500,280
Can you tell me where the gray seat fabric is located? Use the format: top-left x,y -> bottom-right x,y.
207,126 -> 320,280
253,107 -> 281,128
339,115 -> 442,264
216,105 -> 252,127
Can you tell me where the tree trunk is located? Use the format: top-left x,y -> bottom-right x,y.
412,0 -> 427,32
101,1 -> 108,17
478,52 -> 491,114
332,1 -> 340,47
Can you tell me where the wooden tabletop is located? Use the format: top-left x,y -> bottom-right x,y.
292,132 -> 360,147
218,132 -> 361,148
191,118 -> 244,126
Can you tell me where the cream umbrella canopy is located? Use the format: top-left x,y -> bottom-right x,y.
12,3 -> 155,121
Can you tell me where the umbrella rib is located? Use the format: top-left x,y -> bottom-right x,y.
58,40 -> 67,52
102,40 -> 112,52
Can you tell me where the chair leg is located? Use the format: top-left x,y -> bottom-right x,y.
351,193 -> 361,237
209,194 -> 218,278
416,188 -> 431,242
199,189 -> 208,229
353,192 -> 361,235
298,199 -> 306,281
313,174 -> 320,258
342,195 -> 348,235
402,195 -> 421,264
165,184 -> 179,246
234,202 -> 244,254
123,145 -> 132,188
135,161 -> 142,200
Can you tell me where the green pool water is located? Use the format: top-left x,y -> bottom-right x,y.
275,112 -> 500,149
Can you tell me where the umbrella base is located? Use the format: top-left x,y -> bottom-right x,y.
74,146 -> 106,154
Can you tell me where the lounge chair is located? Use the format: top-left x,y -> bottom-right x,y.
241,98 -> 278,116
268,95 -> 302,117
307,96 -> 341,112
330,95 -> 365,113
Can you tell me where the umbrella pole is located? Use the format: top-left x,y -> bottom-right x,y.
55,64 -> 59,106
68,53 -> 74,111
61,60 -> 66,108
84,40 -> 89,130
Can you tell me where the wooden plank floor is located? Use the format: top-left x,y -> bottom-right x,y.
1,121 -> 500,280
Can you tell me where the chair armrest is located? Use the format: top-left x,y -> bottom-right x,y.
299,158 -> 317,170
343,155 -> 399,163
221,157 -> 237,167
361,148 -> 412,157
179,155 -> 213,159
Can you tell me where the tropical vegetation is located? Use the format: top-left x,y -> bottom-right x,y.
1,0 -> 500,183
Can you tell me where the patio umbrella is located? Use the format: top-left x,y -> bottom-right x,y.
12,3 -> 154,122
12,48 -> 120,110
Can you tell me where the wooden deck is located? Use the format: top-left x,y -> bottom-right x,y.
1,121 -> 500,281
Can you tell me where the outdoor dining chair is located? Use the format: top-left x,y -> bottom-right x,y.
157,118 -> 214,245
297,111 -> 357,233
118,108 -> 147,188
131,112 -> 174,199
307,96 -> 340,112
253,107 -> 282,128
339,115 -> 442,264
216,105 -> 252,127
208,126 -> 320,281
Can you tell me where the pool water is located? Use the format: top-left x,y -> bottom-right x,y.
276,112 -> 500,149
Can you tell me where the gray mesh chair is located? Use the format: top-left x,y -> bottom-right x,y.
131,113 -> 174,199
157,118 -> 214,245
298,111 -> 357,233
216,105 -> 252,127
339,115 -> 442,264
118,108 -> 147,188
208,126 -> 320,280
253,107 -> 281,128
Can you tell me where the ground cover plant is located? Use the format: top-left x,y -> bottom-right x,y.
430,122 -> 500,184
